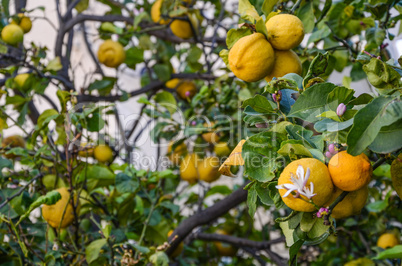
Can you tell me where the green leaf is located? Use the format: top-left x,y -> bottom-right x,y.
326,86 -> 354,112
288,83 -> 336,123
255,182 -> 274,206
247,184 -> 257,218
277,140 -> 313,159
365,27 -> 386,51
261,0 -> 278,17
76,165 -> 115,191
347,96 -> 402,156
255,17 -> 269,39
242,94 -> 275,114
86,239 -> 107,264
369,119 -> 402,153
154,91 -> 177,114
226,28 -> 252,49
125,47 -> 144,69
88,78 -> 116,94
314,118 -> 354,132
219,49 -> 230,70
308,26 -> 331,44
286,124 -> 323,150
86,112 -> 105,132
57,90 -> 71,112
373,245 -> 402,259
46,57 -> 63,71
348,93 -> 373,105
149,251 -> 169,266
115,173 -> 139,194
17,190 -> 61,225
316,110 -> 340,122
297,1 -> 314,33
205,185 -> 232,198
238,0 -> 260,22
154,64 -> 171,82
363,58 -> 401,89
242,132 -> 287,182
303,53 -> 335,88
289,239 -> 304,263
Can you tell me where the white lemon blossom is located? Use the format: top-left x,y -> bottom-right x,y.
276,165 -> 316,199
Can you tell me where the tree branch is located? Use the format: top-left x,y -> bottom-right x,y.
166,184 -> 248,255
194,232 -> 285,250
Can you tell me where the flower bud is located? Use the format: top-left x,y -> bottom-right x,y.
328,143 -> 336,154
325,151 -> 332,159
185,91 -> 191,97
336,103 -> 346,117
272,91 -> 282,103
316,207 -> 329,218
191,121 -> 196,126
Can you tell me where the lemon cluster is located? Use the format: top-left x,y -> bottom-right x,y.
151,0 -> 198,39
278,151 -> 373,219
180,154 -> 221,184
228,14 -> 304,83
1,13 -> 32,46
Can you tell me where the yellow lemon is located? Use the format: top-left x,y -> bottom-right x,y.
1,24 -> 24,46
168,230 -> 184,258
151,0 -> 171,25
170,17 -> 194,39
325,186 -> 368,219
198,157 -> 221,183
176,80 -> 197,99
42,187 -> 80,228
265,14 -> 305,50
2,135 -> 25,159
167,141 -> 187,166
10,14 -> 32,33
228,33 -> 275,82
179,153 -> 199,184
94,144 -> 113,163
214,142 -> 231,157
377,233 -> 399,249
328,151 -> 372,192
265,50 -> 302,82
97,40 -> 126,68
14,73 -> 31,91
201,122 -> 220,144
278,158 -> 333,212
77,142 -> 95,157
213,230 -> 237,257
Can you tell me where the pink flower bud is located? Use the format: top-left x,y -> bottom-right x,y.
191,121 -> 196,126
336,103 -> 346,117
272,91 -> 282,103
316,207 -> 329,218
328,143 -> 336,154
255,123 -> 268,128
272,94 -> 277,102
185,91 -> 191,97
325,151 -> 332,158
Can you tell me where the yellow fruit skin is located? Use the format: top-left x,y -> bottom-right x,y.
168,230 -> 184,258
42,187 -> 80,228
229,33 -> 275,82
10,14 -> 32,33
214,142 -> 231,157
94,145 -> 113,163
167,141 -> 187,166
201,122 -> 220,144
328,151 -> 372,192
97,40 -> 126,68
151,0 -> 170,25
176,81 -> 197,99
2,135 -> 25,159
265,50 -> 302,82
165,78 -> 181,89
1,24 -> 24,46
213,230 -> 237,257
391,154 -> 402,199
266,14 -> 305,50
14,73 -> 31,91
278,158 -> 333,212
78,143 -> 94,157
180,153 -> 199,184
170,19 -> 194,39
377,233 -> 399,249
198,157 -> 221,183
325,186 -> 368,219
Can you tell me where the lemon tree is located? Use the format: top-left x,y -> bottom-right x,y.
0,0 -> 401,265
